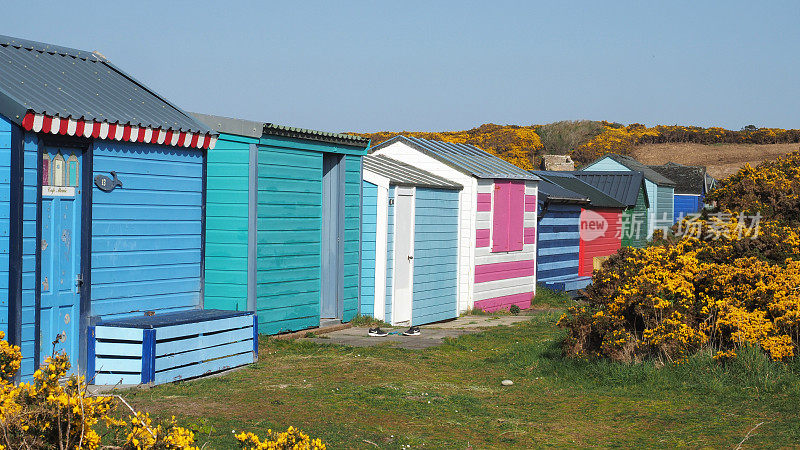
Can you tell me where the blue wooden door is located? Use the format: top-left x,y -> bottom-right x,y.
321,154 -> 344,319
39,147 -> 82,370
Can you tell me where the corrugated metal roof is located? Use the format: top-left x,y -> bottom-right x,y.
534,171 -> 625,208
263,123 -> 369,147
648,162 -> 708,195
0,34 -> 211,134
571,171 -> 649,208
363,155 -> 462,189
371,135 -> 539,181
586,153 -> 676,187
534,177 -> 589,204
191,112 -> 370,148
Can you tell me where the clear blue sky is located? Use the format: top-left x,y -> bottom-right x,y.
5,1 -> 799,133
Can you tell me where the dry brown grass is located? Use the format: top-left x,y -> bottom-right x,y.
632,143 -> 800,179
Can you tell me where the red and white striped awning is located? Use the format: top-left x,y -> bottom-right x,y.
21,112 -> 218,150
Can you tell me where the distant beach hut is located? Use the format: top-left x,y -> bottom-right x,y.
532,177 -> 591,291
571,171 -> 650,248
582,153 -> 675,239
533,172 -> 625,277
648,162 -> 715,222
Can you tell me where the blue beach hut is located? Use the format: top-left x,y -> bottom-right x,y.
648,162 -> 715,222
360,155 -> 462,326
0,35 -> 258,385
532,177 -> 591,292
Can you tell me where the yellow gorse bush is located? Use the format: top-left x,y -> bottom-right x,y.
559,213 -> 800,363
572,122 -> 800,164
356,123 -> 544,170
0,334 -> 323,448
235,427 -> 326,449
708,151 -> 800,223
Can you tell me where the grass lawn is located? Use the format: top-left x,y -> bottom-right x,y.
121,307 -> 800,448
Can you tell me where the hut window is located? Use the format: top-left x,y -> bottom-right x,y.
492,181 -> 525,252
66,154 -> 79,187
42,153 -> 51,186
52,152 -> 66,187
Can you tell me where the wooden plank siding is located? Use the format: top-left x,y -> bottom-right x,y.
473,180 -> 538,311
384,186 -> 394,323
204,133 -> 257,311
91,141 -> 204,320
536,203 -> 581,283
411,188 -> 459,325
673,194 -> 703,223
359,181 -> 378,317
255,140 -> 323,334
622,186 -> 649,248
655,185 -> 674,232
582,157 -> 660,239
343,155 -> 362,322
578,208 -> 622,277
372,142 -> 478,313
0,116 -> 10,338
20,133 -> 38,378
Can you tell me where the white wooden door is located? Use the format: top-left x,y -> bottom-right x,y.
392,187 -> 414,324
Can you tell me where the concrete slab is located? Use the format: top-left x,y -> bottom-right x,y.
300,313 -> 530,350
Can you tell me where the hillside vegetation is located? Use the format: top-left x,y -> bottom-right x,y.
355,121 -> 800,172
560,151 -> 800,364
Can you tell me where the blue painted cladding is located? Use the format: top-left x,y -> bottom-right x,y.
537,203 -> 581,283
385,186 -> 394,323
0,116 -> 10,339
20,133 -> 38,378
359,181 -> 378,317
673,194 -> 703,223
343,155 -> 362,322
91,141 -> 203,320
255,143 -> 322,334
412,188 -> 458,326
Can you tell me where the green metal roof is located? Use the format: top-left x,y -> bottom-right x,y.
263,123 -> 369,147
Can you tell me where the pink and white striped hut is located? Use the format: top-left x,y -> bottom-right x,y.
370,136 -> 540,313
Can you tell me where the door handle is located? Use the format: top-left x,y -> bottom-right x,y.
75,274 -> 83,294
408,255 -> 414,260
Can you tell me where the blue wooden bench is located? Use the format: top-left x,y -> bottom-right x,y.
87,309 -> 258,386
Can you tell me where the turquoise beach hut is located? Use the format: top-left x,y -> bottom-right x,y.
192,113 -> 370,335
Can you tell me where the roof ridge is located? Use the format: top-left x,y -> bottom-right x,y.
0,34 -> 99,61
